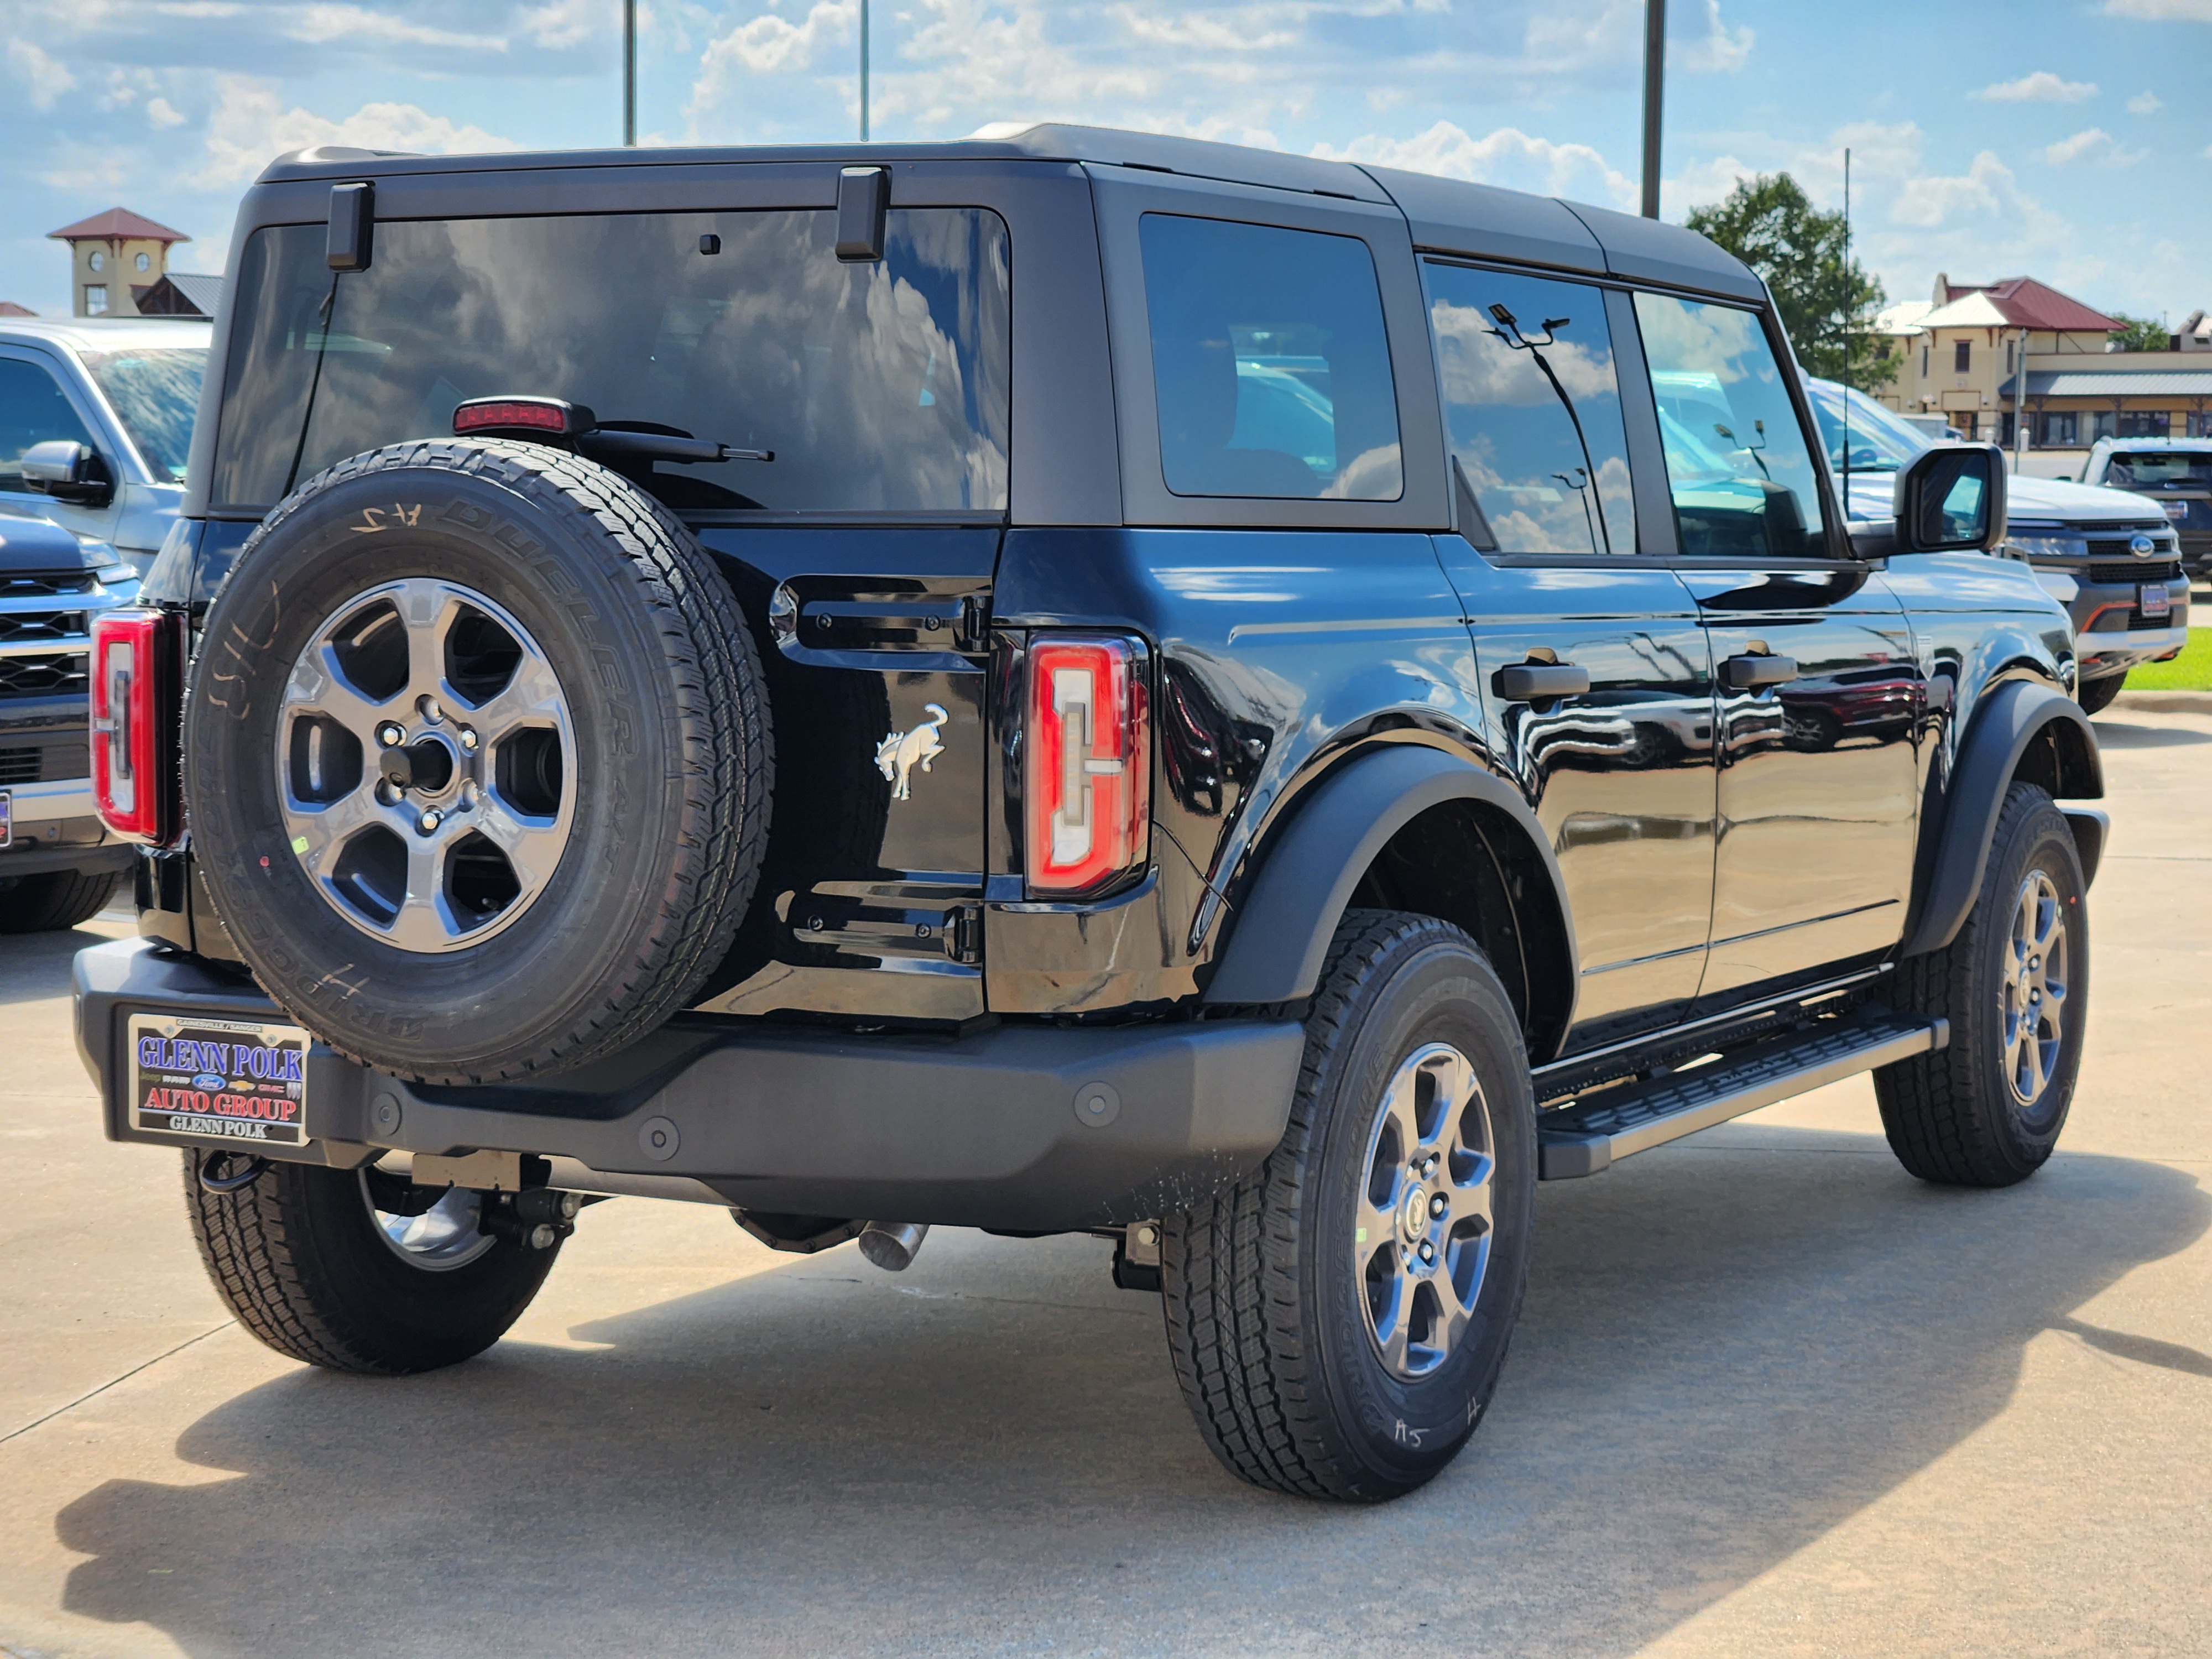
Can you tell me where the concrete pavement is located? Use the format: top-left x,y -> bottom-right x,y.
3,711 -> 2209,1658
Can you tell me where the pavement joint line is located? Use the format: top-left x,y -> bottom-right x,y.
0,1321 -> 234,1448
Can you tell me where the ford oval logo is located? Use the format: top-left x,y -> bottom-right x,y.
2130,533 -> 2156,556
192,1072 -> 226,1091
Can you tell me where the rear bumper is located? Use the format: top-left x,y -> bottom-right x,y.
73,938 -> 1305,1231
0,779 -> 127,877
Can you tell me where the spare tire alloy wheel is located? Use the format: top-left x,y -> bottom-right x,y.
280,580 -> 575,951
188,440 -> 772,1083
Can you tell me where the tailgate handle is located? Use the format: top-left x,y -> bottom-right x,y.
1721,653 -> 1798,690
1496,662 -> 1590,702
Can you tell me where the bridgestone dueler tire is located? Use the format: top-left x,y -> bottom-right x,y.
2075,674 -> 2123,716
1875,781 -> 2088,1186
0,866 -> 120,932
186,440 -> 771,1083
1162,911 -> 1536,1501
182,1153 -> 557,1373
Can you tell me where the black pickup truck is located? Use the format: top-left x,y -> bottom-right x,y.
75,127 -> 2103,1503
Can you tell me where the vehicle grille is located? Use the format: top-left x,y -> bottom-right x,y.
2130,608 -> 2179,631
2084,536 -> 2179,559
2089,560 -> 2183,585
0,740 -> 89,784
0,567 -> 127,703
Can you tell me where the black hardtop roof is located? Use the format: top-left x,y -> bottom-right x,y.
258,122 -> 1762,302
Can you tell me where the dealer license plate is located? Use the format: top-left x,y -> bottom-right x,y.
2141,583 -> 2172,620
128,1012 -> 311,1147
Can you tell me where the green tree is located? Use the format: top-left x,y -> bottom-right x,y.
2106,313 -> 2171,352
1686,171 -> 1894,390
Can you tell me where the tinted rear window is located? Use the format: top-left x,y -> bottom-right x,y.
211,208 -> 1010,514
1139,214 -> 1402,501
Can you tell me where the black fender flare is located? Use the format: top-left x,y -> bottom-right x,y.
1201,744 -> 1577,1022
1901,679 -> 2104,959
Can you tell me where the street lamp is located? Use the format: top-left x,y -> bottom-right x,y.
1488,303 -> 1614,555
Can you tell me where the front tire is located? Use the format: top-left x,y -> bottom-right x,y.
0,866 -> 121,932
183,1154 -> 559,1373
1875,781 -> 2088,1186
1162,911 -> 1536,1501
2075,674 -> 2124,716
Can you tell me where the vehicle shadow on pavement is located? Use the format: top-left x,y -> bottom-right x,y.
48,1135 -> 2209,1658
0,916 -> 129,1010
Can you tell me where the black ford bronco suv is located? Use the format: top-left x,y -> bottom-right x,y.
74,127 -> 2105,1503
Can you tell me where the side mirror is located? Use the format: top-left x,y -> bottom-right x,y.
19,440 -> 115,508
1893,442 -> 2006,554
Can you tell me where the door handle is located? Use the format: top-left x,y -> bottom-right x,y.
1721,653 -> 1798,690
1496,662 -> 1592,702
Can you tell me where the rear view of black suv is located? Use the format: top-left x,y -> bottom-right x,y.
76,129 -> 2102,1502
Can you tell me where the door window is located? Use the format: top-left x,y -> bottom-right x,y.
1634,293 -> 1828,558
1425,263 -> 1636,555
0,357 -> 96,488
1139,214 -> 1402,501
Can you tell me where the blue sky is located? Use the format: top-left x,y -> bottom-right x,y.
2,0 -> 2208,327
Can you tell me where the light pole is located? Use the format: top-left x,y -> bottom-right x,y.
1640,0 -> 1664,219
623,0 -> 636,146
859,0 -> 870,141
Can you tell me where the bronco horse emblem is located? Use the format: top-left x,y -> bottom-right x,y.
875,704 -> 948,801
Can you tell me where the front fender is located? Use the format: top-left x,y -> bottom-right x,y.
1202,744 -> 1577,1020
1902,678 -> 2103,958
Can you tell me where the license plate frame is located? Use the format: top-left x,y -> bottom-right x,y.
127,1011 -> 312,1147
2140,583 -> 2172,620
0,791 -> 11,849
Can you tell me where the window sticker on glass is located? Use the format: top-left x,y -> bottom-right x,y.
1425,264 -> 1636,556
1634,292 -> 1827,559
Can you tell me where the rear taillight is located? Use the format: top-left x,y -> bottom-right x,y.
91,608 -> 178,844
1025,635 -> 1149,898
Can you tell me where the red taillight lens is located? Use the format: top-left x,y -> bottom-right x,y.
91,608 -> 176,844
1025,635 -> 1149,898
452,396 -> 589,437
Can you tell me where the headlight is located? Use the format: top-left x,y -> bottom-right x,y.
2006,536 -> 2085,561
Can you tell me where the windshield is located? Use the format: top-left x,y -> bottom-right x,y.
79,347 -> 205,483
2106,451 -> 2212,489
1806,378 -> 1931,473
212,208 -> 1011,515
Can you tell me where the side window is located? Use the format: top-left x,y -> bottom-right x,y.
1425,262 -> 1636,555
0,357 -> 96,488
1139,214 -> 1402,501
1632,292 -> 1828,559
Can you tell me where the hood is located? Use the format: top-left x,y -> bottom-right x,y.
0,504 -> 118,575
2006,473 -> 2166,525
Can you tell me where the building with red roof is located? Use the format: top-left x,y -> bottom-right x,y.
46,208 -> 192,320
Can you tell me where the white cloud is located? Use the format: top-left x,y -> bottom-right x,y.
700,0 -> 855,78
1671,0 -> 1752,72
6,39 -> 78,112
195,75 -> 517,188
283,4 -> 508,51
146,96 -> 185,129
1889,150 -> 2019,226
2041,127 -> 2146,167
2126,90 -> 2162,114
1314,121 -> 1637,208
1974,70 -> 2098,102
515,0 -> 607,50
2103,0 -> 2212,17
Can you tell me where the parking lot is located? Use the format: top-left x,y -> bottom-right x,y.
1,701 -> 2205,1659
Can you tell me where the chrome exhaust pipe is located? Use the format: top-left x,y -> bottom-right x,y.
857,1220 -> 930,1272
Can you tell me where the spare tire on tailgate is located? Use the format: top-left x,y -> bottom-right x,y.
187,439 -> 772,1084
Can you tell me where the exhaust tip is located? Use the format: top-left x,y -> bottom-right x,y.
857,1220 -> 930,1272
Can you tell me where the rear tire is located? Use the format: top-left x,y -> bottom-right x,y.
1875,782 -> 2088,1186
0,866 -> 120,932
183,1152 -> 559,1374
2074,674 -> 2123,716
1162,911 -> 1535,1501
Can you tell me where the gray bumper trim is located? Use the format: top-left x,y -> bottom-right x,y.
74,938 -> 1305,1231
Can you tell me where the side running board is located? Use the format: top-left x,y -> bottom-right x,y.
1537,1010 -> 1948,1180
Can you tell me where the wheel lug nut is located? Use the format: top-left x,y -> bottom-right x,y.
418,809 -> 442,833
422,698 -> 444,724
1418,1241 -> 1434,1263
377,723 -> 404,748
1430,1194 -> 1447,1217
459,727 -> 479,751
